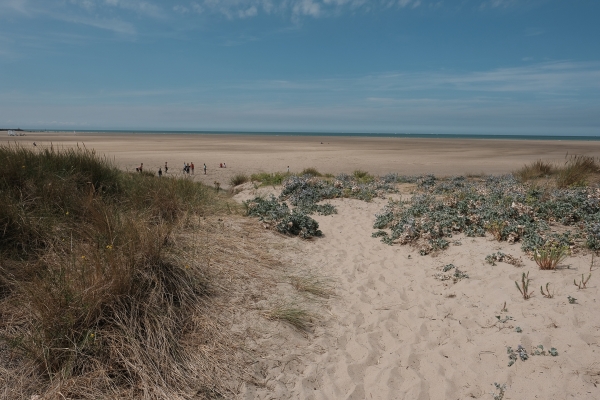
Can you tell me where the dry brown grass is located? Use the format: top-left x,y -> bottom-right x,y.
0,214 -> 293,399
0,145 -> 305,399
514,155 -> 600,188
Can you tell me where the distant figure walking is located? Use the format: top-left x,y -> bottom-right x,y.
33,142 -> 36,147
191,162 -> 195,174
165,162 -> 168,173
223,162 -> 226,168
220,163 -> 223,168
136,163 -> 143,173
287,166 -> 290,173
203,163 -> 207,175
158,167 -> 162,177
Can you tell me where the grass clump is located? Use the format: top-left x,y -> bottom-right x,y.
291,274 -> 334,298
265,303 -> 314,331
300,167 -> 322,177
514,160 -> 554,181
250,171 -> 291,186
533,244 -> 568,270
0,144 -> 238,399
353,169 -> 373,183
229,173 -> 249,186
556,155 -> 599,188
515,272 -> 533,300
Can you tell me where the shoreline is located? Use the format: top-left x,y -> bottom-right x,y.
4,129 -> 600,141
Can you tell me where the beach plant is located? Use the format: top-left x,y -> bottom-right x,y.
434,264 -> 469,283
229,173 -> 249,186
540,282 -> 555,298
486,252 -> 523,267
300,167 -> 322,177
244,195 -> 322,238
291,274 -> 334,298
574,272 -> 591,289
514,159 -> 554,181
556,155 -> 599,188
250,171 -> 291,186
0,144 -> 241,398
515,272 -> 533,300
265,303 -> 314,331
371,170 -> 600,256
496,315 -> 513,324
533,244 -> 568,270
491,382 -> 507,400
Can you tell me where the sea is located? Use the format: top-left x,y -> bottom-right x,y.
41,130 -> 600,141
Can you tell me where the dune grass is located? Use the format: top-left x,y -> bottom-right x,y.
0,144 -> 241,399
290,274 -> 335,298
514,155 -> 600,188
229,173 -> 250,187
250,171 -> 292,186
265,303 -> 314,331
300,167 -> 322,177
514,160 -> 555,181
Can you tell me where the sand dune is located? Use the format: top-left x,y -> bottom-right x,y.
6,132 -> 600,399
237,193 -> 600,399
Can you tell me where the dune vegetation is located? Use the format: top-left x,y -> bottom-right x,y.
0,144 -> 285,399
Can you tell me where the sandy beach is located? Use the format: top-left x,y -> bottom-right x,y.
7,132 -> 600,187
4,132 -> 600,399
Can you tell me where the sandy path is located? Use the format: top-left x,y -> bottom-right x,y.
240,195 -> 600,399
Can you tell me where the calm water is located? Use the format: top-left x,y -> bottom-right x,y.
45,130 -> 600,141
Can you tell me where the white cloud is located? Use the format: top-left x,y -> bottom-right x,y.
292,0 -> 321,17
238,5 -> 257,18
174,5 -> 189,13
0,0 -> 30,14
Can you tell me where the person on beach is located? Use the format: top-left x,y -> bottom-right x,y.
139,163 -> 143,173
165,162 -> 168,173
191,162 -> 194,174
287,166 -> 290,173
224,162 -> 226,168
158,167 -> 162,177
203,163 -> 207,174
220,163 -> 223,168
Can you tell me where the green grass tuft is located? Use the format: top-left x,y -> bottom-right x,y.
229,173 -> 250,186
300,167 -> 322,177
250,171 -> 291,186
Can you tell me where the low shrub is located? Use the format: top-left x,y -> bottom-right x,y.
229,173 -> 249,186
514,160 -> 554,181
534,244 -> 569,270
300,167 -> 322,177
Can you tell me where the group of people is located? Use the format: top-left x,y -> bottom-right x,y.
183,162 -> 195,174
139,161 -> 215,176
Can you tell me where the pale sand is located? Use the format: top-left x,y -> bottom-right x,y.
7,132 -> 600,187
235,191 -> 600,400
6,132 -> 600,398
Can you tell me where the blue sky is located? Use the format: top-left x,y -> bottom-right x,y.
1,0 -> 599,135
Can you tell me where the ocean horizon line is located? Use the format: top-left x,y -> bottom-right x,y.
17,129 -> 600,141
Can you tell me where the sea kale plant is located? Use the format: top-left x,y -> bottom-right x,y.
372,174 -> 600,255
244,195 -> 322,238
245,172 -> 400,238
